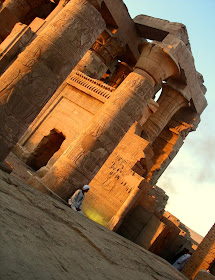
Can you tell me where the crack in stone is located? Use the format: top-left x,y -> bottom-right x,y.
72,225 -> 118,265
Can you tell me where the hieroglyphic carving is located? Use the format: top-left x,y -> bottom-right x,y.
41,72 -> 154,197
0,0 -> 105,161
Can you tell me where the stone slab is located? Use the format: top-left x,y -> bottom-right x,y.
134,15 -> 191,51
194,270 -> 215,280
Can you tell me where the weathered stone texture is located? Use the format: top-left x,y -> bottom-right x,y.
141,84 -> 188,143
41,72 -> 154,199
0,22 -> 34,74
0,0 -> 208,271
0,169 -> 189,280
182,224 -> 215,279
194,270 -> 215,280
134,15 -> 191,50
0,0 -> 105,162
84,126 -> 149,226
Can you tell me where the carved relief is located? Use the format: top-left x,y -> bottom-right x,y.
0,0 -> 105,162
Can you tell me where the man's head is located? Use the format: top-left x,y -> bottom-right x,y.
82,185 -> 90,193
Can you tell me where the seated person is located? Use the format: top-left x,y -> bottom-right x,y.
68,185 -> 90,214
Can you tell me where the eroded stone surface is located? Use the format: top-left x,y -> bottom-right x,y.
0,169 -> 189,280
194,270 -> 215,280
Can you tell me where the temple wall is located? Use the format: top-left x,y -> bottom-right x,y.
0,0 -> 208,268
13,70 -> 117,171
83,125 -> 149,225
15,85 -> 103,167
134,215 -> 166,250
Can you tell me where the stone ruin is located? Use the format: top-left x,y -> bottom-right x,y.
182,223 -> 215,279
0,0 -> 213,277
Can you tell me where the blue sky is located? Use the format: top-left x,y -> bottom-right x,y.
123,0 -> 215,236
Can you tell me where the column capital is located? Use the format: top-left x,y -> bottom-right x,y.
91,31 -> 126,65
166,78 -> 191,101
141,83 -> 188,143
134,42 -> 180,86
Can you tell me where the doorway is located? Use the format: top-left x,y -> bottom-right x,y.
28,129 -> 65,170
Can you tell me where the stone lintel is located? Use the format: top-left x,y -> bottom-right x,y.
134,14 -> 191,51
196,72 -> 207,95
102,0 -> 141,65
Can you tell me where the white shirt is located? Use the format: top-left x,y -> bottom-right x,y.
68,190 -> 85,211
173,253 -> 191,271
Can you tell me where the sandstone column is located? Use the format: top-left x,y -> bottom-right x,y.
182,224 -> 215,279
75,30 -> 125,79
0,0 -> 105,162
40,42 -> 179,200
141,84 -> 188,143
106,61 -> 132,88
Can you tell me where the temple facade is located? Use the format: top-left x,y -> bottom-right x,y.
0,0 -> 209,268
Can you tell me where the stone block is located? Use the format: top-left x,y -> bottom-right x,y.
0,22 -> 34,73
134,214 -> 166,249
134,15 -> 191,51
29,17 -> 46,34
84,127 -> 151,225
0,7 -> 19,41
194,270 -> 215,280
102,0 -> 141,64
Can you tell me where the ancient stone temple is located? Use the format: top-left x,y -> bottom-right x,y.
0,0 -> 208,264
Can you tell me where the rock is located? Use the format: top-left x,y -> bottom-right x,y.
0,169 -> 188,280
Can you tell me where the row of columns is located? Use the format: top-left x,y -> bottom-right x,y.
0,0 -> 105,162
40,42 -> 180,200
0,0 -> 191,207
